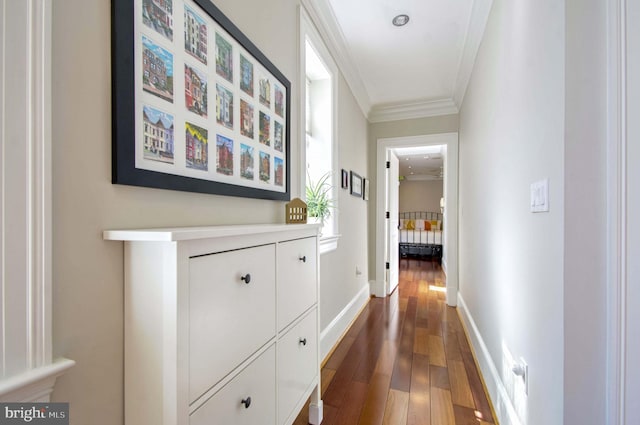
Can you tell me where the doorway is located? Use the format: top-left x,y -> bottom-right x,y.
375,133 -> 459,306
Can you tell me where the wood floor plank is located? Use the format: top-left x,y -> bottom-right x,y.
330,381 -> 368,425
353,311 -> 387,383
321,368 -> 336,396
325,336 -> 356,370
358,373 -> 391,425
414,328 -> 429,355
431,388 -> 456,425
443,330 -> 463,362
448,360 -> 475,408
390,297 -> 418,392
407,354 -> 430,425
430,365 -> 450,390
427,335 -> 447,367
382,389 -> 410,425
461,350 -> 494,421
452,405 -> 482,425
322,344 -> 364,408
375,340 -> 399,376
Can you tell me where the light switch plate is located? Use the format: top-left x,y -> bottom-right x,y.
530,179 -> 549,212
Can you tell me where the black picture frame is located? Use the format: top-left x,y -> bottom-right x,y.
112,0 -> 291,201
350,171 -> 362,197
341,169 -> 349,189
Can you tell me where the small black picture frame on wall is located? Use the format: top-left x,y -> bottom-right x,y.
350,171 -> 362,197
341,169 -> 349,189
111,0 -> 291,201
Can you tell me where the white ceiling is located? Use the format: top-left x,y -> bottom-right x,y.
327,0 -> 472,106
302,0 -> 493,121
394,146 -> 444,180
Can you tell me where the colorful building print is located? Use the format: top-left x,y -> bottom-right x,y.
240,54 -> 253,97
240,100 -> 254,139
259,151 -> 270,183
185,122 -> 208,171
216,135 -> 233,176
184,5 -> 207,64
274,121 -> 283,152
184,64 -> 207,117
216,84 -> 234,130
275,84 -> 284,117
216,33 -> 233,83
274,157 -> 284,186
240,144 -> 254,180
259,76 -> 271,108
142,105 -> 174,163
142,36 -> 174,103
259,111 -> 270,146
142,0 -> 173,40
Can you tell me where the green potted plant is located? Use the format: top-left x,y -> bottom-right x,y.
306,172 -> 334,225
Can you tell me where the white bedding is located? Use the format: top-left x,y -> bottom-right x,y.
399,230 -> 442,245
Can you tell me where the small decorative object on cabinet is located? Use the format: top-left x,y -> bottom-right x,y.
285,198 -> 308,224
104,224 -> 323,425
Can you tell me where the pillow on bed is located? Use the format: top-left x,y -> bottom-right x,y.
424,221 -> 432,231
405,219 -> 416,230
399,219 -> 405,230
415,220 -> 425,230
430,219 -> 442,230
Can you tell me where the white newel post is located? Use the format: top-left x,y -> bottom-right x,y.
0,0 -> 74,402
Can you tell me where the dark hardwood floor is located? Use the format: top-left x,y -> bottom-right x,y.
294,258 -> 496,425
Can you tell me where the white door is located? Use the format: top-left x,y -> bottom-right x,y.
386,151 -> 400,294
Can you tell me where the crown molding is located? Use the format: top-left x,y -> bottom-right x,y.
300,0 -> 372,118
453,0 -> 494,108
369,98 -> 459,123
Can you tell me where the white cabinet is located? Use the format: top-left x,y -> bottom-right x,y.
104,224 -> 323,425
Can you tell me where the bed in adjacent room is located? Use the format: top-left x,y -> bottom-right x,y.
398,211 -> 443,263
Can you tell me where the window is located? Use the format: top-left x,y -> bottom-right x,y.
300,9 -> 339,253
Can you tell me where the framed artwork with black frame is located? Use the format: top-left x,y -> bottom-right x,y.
350,171 -> 362,197
341,169 -> 349,189
112,0 -> 291,200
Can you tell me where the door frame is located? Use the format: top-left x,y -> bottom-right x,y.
375,133 -> 459,306
607,0 -> 635,422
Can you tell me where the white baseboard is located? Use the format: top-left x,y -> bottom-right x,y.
320,284 -> 370,361
457,294 -> 522,425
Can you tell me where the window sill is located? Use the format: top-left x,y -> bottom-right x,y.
319,234 -> 340,255
0,358 -> 75,402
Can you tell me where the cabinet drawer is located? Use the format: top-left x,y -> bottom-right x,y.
277,237 -> 317,330
191,344 -> 276,425
277,310 -> 318,425
189,244 -> 276,401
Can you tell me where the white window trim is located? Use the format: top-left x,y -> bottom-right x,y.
299,5 -> 340,254
0,0 -> 74,402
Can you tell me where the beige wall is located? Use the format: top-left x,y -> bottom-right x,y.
564,0 -> 608,422
50,1 -> 368,423
320,75 -> 369,330
367,115 -> 458,276
398,180 -> 443,213
458,0 -> 564,423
